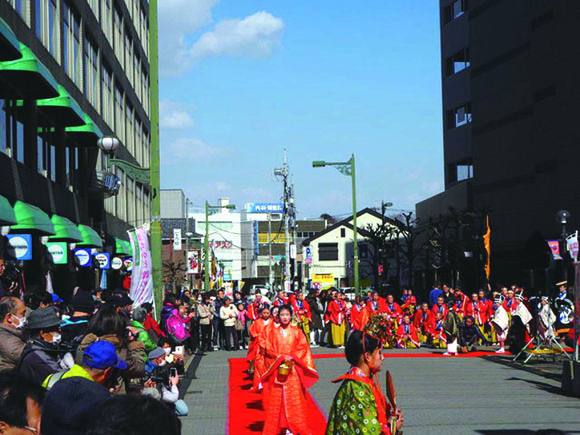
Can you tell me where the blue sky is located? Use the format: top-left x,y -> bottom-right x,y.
158,1 -> 443,219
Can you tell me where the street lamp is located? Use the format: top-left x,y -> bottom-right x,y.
312,154 -> 360,295
556,210 -> 572,283
204,201 -> 236,291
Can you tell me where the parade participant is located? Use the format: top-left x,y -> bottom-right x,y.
401,289 -> 417,313
556,281 -> 568,301
459,315 -> 488,353
451,288 -> 469,319
431,296 -> 449,319
466,292 -> 487,338
478,289 -> 493,332
502,289 -> 519,314
537,296 -> 557,339
247,306 -> 271,381
509,294 -> 533,355
293,291 -> 311,336
350,296 -> 371,331
367,291 -> 387,314
441,284 -> 453,304
327,291 -> 347,348
396,314 -> 420,348
273,289 -> 288,307
413,302 -> 433,343
326,314 -> 404,435
257,304 -> 318,435
442,303 -> 460,356
430,312 -> 447,349
491,297 -> 510,353
384,295 -> 403,321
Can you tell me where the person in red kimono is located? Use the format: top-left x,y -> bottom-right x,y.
350,296 -> 371,331
384,295 -> 403,321
257,304 -> 318,435
396,314 -> 420,348
367,291 -> 387,314
429,311 -> 448,348
273,289 -> 289,307
247,305 -> 271,389
431,296 -> 449,319
466,293 -> 487,331
327,292 -> 347,347
413,302 -> 433,343
401,289 -> 417,313
293,291 -> 311,336
451,289 -> 469,319
502,289 -> 519,314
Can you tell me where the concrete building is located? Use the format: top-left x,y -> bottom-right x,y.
417,0 -> 580,289
0,0 -> 151,297
161,189 -> 186,219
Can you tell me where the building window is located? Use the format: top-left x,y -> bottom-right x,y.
448,159 -> 473,183
84,36 -> 100,111
36,0 -> 59,59
101,0 -> 113,43
318,243 -> 339,261
8,0 -> 30,26
114,85 -> 124,143
444,0 -> 467,23
448,103 -> 472,129
0,100 -> 25,162
101,64 -> 113,126
340,228 -> 346,238
445,48 -> 470,76
63,2 -> 82,88
113,5 -> 124,66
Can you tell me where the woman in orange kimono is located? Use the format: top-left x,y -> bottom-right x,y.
247,306 -> 271,387
257,304 -> 318,435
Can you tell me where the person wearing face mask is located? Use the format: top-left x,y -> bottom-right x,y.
18,307 -> 64,384
327,314 -> 404,435
0,296 -> 28,371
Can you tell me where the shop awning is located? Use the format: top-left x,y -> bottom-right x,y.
77,224 -> 103,248
0,43 -> 59,99
0,19 -> 22,62
49,215 -> 83,242
11,201 -> 55,235
65,114 -> 104,146
115,238 -> 131,256
35,85 -> 85,127
0,195 -> 16,225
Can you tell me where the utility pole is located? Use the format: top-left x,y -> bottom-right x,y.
268,213 -> 273,290
275,150 -> 293,292
204,201 -> 210,292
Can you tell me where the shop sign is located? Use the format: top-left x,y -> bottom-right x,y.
74,249 -> 92,267
6,234 -> 32,260
111,257 -> 123,270
94,252 -> 111,270
187,251 -> 199,274
124,258 -> 133,271
245,203 -> 284,214
46,242 -> 68,265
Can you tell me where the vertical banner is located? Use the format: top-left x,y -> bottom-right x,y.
547,240 -> 563,260
483,216 -> 491,280
187,251 -> 199,274
128,226 -> 153,305
566,231 -> 579,263
173,228 -> 182,251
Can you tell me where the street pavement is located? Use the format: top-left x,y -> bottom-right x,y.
181,347 -> 580,435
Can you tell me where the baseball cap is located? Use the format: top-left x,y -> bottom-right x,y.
27,307 -> 61,330
83,341 -> 127,370
148,347 -> 166,360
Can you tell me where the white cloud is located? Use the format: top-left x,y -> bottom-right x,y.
191,11 -> 284,60
160,100 -> 195,129
163,137 -> 219,164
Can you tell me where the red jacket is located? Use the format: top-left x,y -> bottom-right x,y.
402,295 -> 417,311
366,298 -> 387,314
273,296 -> 288,306
293,298 -> 311,322
384,302 -> 403,320
144,313 -> 165,338
327,299 -> 346,325
431,303 -> 449,319
502,297 -> 519,313
413,308 -> 433,334
452,292 -> 469,317
466,300 -> 487,324
396,323 -> 420,347
350,304 -> 371,331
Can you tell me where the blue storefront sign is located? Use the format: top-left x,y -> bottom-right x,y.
253,221 -> 259,255
6,234 -> 33,260
74,249 -> 92,267
245,203 -> 284,214
94,252 -> 111,270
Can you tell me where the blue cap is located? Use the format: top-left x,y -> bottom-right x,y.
82,341 -> 128,370
52,293 -> 64,303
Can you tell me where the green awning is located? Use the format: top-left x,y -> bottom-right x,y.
66,114 -> 104,146
0,18 -> 22,62
115,238 -> 131,256
125,240 -> 133,257
0,195 -> 16,225
0,43 -> 59,99
49,215 -> 83,242
12,201 -> 55,235
35,85 -> 85,127
77,224 -> 103,248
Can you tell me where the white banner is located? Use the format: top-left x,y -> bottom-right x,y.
567,231 -> 578,263
173,228 -> 182,251
128,226 -> 153,306
187,251 -> 200,274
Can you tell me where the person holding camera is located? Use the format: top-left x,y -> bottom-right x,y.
220,297 -> 239,351
143,347 -> 189,416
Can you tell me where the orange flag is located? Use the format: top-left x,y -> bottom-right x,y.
483,216 -> 491,280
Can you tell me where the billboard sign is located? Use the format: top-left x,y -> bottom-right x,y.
6,234 -> 33,260
74,249 -> 92,267
94,252 -> 111,270
46,242 -> 68,265
245,203 -> 284,214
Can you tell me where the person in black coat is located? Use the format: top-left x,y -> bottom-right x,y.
459,315 -> 489,352
18,307 -> 64,385
306,290 -> 324,347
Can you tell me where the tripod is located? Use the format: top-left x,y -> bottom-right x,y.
513,306 -> 572,364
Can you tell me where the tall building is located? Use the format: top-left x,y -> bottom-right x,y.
417,0 -> 580,288
0,1 -> 151,297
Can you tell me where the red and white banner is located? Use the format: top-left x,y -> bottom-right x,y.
128,226 -> 153,306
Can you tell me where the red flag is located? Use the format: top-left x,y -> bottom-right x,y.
483,216 -> 491,280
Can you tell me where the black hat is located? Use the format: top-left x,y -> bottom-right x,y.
107,293 -> 133,308
27,307 -> 61,330
71,291 -> 96,314
41,377 -> 111,435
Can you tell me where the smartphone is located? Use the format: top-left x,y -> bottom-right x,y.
170,367 -> 178,378
174,346 -> 184,356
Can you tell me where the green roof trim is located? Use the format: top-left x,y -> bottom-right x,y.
12,201 -> 55,235
35,85 -> 85,127
0,18 -> 22,61
115,237 -> 131,256
0,43 -> 58,99
49,215 -> 83,242
0,195 -> 16,225
77,224 -> 103,248
65,113 -> 104,143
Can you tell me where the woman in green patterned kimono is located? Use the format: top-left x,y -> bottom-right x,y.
326,316 -> 404,435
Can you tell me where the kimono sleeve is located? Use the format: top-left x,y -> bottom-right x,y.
326,380 -> 388,435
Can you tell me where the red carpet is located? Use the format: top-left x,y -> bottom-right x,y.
314,350 -> 512,359
228,358 -> 327,435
